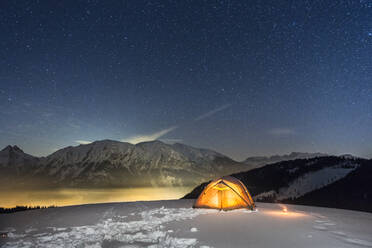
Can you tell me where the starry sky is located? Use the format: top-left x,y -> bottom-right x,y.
0,0 -> 371,160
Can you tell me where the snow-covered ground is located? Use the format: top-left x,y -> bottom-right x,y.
1,200 -> 372,248
276,165 -> 357,200
254,163 -> 359,201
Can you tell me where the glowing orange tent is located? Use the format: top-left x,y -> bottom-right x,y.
193,176 -> 255,210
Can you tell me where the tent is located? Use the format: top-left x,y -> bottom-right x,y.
193,176 -> 255,210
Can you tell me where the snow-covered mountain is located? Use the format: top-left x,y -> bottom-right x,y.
252,159 -> 359,201
0,146 -> 41,187
184,156 -> 372,212
242,152 -> 328,170
0,140 -> 246,188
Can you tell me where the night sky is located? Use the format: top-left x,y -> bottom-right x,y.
1,0 -> 371,160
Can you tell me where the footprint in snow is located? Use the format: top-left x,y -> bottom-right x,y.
311,213 -> 327,219
322,222 -> 336,226
25,228 -> 38,233
315,220 -> 328,223
314,219 -> 372,247
344,238 -> 372,247
331,231 -> 347,237
313,225 -> 328,231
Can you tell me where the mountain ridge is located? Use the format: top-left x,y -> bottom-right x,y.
0,140 -> 245,189
242,151 -> 329,169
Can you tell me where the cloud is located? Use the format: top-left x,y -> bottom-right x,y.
268,128 -> 296,136
122,126 -> 177,144
75,140 -> 92,145
120,104 -> 230,145
195,104 -> 231,121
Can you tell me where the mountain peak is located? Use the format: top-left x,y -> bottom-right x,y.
0,145 -> 38,167
1,145 -> 12,152
1,145 -> 24,153
12,145 -> 23,153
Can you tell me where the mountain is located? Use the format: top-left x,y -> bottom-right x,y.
183,156 -> 372,212
0,145 -> 40,187
0,140 -> 247,188
285,159 -> 372,212
0,145 -> 39,167
242,152 -> 328,170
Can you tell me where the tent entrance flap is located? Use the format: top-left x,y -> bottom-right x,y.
219,190 -> 223,209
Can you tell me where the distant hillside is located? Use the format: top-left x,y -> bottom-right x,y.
284,159 -> 372,212
242,152 -> 328,170
183,156 -> 372,212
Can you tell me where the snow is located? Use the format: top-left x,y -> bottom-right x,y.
255,164 -> 358,201
1,203 -> 213,248
171,143 -> 222,161
1,200 -> 371,248
277,165 -> 357,200
254,190 -> 276,200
